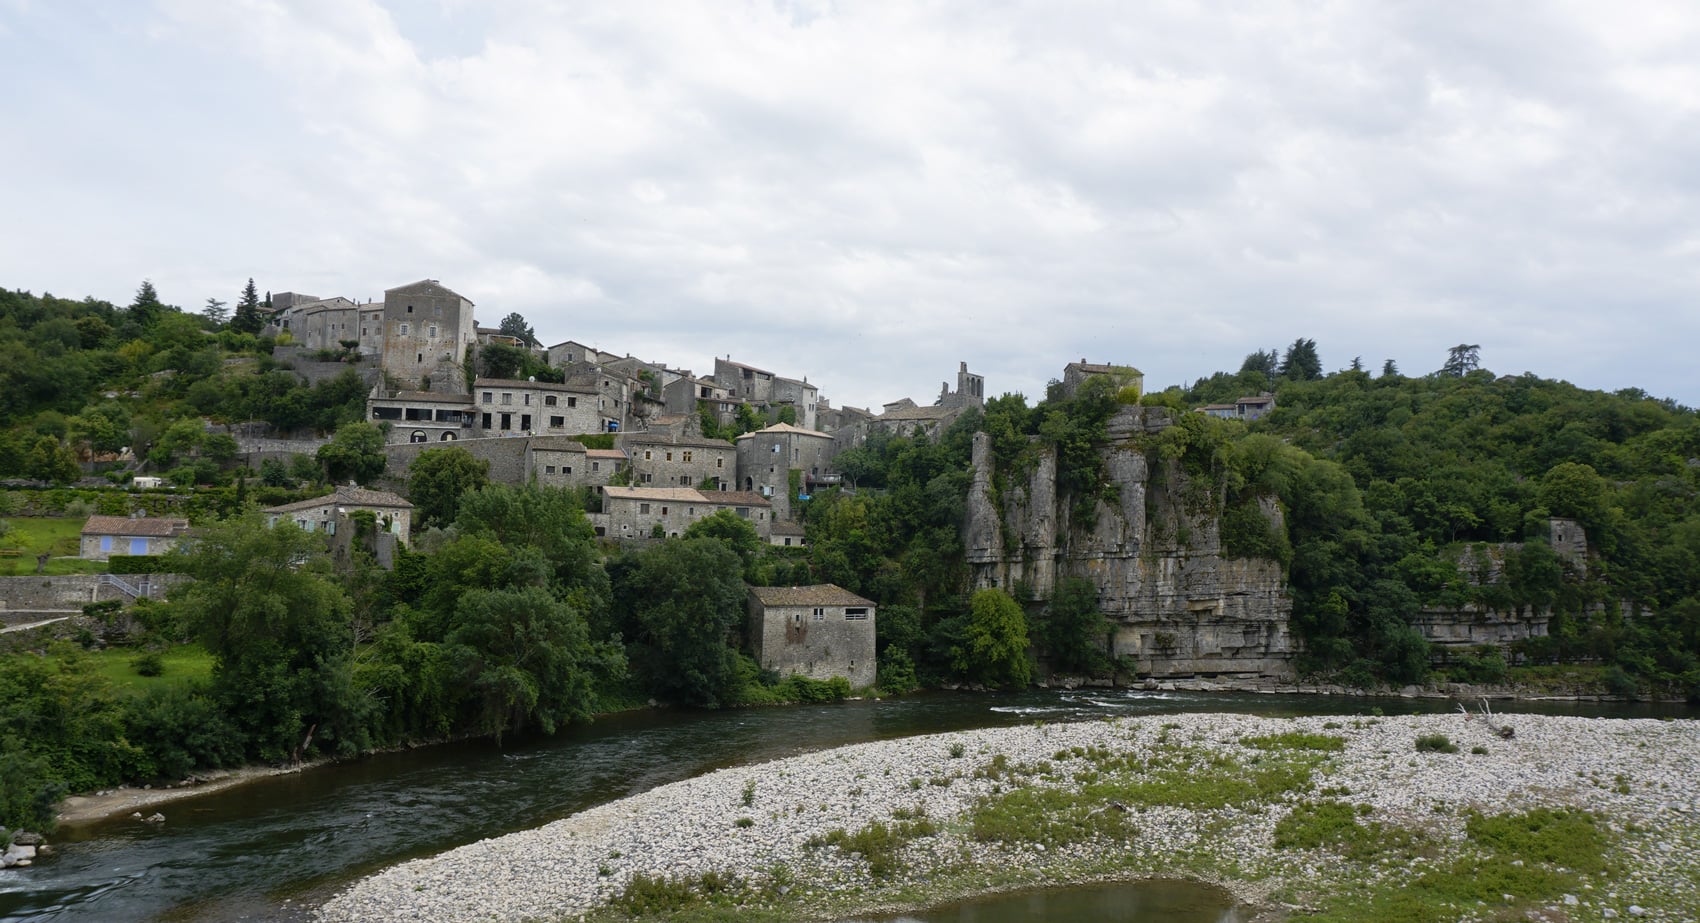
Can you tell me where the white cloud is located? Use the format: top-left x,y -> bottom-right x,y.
2,0 -> 1699,407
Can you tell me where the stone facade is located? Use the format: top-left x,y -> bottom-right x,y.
1061,360 -> 1143,400
545,340 -> 614,368
379,280 -> 478,391
747,584 -> 876,689
382,435 -> 614,489
368,388 -> 478,444
473,378 -> 603,436
265,486 -> 413,546
621,434 -> 737,490
594,487 -> 772,540
735,423 -> 837,521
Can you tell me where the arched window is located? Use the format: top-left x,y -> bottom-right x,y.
410,430 -> 427,443
440,431 -> 456,441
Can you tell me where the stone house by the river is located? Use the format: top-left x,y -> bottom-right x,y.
747,584 -> 876,689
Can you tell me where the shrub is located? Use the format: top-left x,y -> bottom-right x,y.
1415,734 -> 1458,754
131,652 -> 164,677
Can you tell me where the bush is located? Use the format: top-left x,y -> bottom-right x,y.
131,652 -> 164,677
1415,734 -> 1458,754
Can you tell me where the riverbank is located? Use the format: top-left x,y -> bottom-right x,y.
55,761 -> 330,827
317,711 -> 1700,922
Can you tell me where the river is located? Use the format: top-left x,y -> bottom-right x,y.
3,689 -> 1689,922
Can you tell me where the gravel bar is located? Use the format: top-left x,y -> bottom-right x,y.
317,712 -> 1700,922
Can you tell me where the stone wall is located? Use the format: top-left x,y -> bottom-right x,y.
0,574 -> 185,624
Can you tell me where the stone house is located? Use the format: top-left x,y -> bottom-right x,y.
714,357 -> 779,403
545,339 -> 615,369
621,432 -> 737,490
594,487 -> 772,540
367,388 -> 478,444
264,486 -> 413,545
769,520 -> 807,548
585,448 -> 628,486
835,362 -> 984,449
379,280 -> 478,391
735,423 -> 837,521
747,584 -> 876,689
79,515 -> 190,560
271,297 -> 370,353
663,374 -> 738,424
559,364 -> 640,433
1236,393 -> 1275,421
473,377 -> 603,436
769,375 -> 820,431
1061,359 -> 1143,400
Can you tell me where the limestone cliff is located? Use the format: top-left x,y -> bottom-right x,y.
965,407 -> 1295,680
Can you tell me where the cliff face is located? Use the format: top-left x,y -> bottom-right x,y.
965,407 -> 1295,680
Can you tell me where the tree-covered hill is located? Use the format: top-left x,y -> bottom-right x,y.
0,285 -> 367,483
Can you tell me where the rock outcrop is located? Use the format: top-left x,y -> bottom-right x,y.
965,407 -> 1295,680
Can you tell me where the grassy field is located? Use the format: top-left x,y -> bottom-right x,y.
0,517 -> 107,575
80,644 -> 216,694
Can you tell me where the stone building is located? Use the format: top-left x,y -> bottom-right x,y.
747,584 -> 876,689
383,435 -> 619,489
770,520 -> 807,548
1061,360 -> 1143,400
545,339 -> 614,369
594,487 -> 772,540
379,280 -> 478,391
367,388 -> 478,444
271,297 -> 375,353
835,361 -> 984,448
735,423 -> 837,521
264,486 -> 413,546
473,378 -> 602,436
621,432 -> 738,490
79,515 -> 189,560
663,374 -> 738,424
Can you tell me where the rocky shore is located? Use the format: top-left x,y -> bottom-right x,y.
318,711 -> 1700,922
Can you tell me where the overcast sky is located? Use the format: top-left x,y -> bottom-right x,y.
4,1 -> 1699,411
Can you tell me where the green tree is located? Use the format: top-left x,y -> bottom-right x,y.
129,279 -> 164,329
497,312 -> 537,348
231,279 -> 264,335
1439,343 -> 1482,377
202,297 -> 229,326
1278,337 -> 1322,381
1381,358 -> 1399,378
952,588 -> 1031,690
454,484 -> 601,591
611,537 -> 746,706
408,446 -> 491,529
165,515 -> 367,761
317,422 -> 386,484
683,509 -> 763,568
444,586 -> 619,738
1041,577 -> 1111,675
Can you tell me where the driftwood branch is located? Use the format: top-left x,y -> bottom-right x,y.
1458,699 -> 1515,739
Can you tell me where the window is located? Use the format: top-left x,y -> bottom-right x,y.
524,393 -> 532,405
644,450 -> 653,460
481,413 -> 492,429
563,466 -> 572,475
661,506 -> 669,515
501,393 -> 512,405
550,416 -> 564,428
783,537 -> 793,546
545,395 -> 558,406
100,536 -> 112,553
640,503 -> 651,514
716,458 -> 723,468
592,462 -> 600,472
428,325 -> 438,338
642,473 -> 652,483
845,608 -> 870,620
482,392 -> 493,404
545,465 -> 557,474
568,397 -> 577,408
735,507 -> 749,518
813,607 -> 824,622
407,305 -> 413,313
400,323 -> 410,335
520,414 -> 531,431
665,452 -> 673,461
771,444 -> 780,453
500,413 -> 512,430
682,451 -> 693,463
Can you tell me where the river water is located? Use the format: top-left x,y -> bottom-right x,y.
3,689 -> 1688,922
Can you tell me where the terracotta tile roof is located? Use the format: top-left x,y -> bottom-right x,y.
740,423 -> 832,439
771,520 -> 806,536
264,486 -> 413,515
749,584 -> 875,608
700,491 -> 771,507
878,404 -> 952,421
602,486 -> 705,503
586,448 -> 627,459
385,279 -> 472,303
81,515 -> 189,537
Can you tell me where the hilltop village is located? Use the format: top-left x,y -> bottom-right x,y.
264,278 -> 1121,543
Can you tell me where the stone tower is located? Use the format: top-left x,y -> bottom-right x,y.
380,280 -> 476,392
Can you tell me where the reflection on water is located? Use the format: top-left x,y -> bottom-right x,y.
844,879 -> 1241,923
2,688 -> 1686,922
